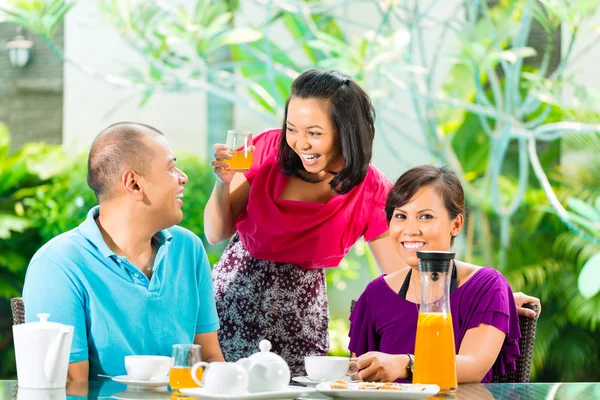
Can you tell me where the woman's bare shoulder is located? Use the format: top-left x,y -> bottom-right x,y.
454,260 -> 484,287
383,267 -> 412,293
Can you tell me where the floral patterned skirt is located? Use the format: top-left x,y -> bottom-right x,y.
213,233 -> 329,377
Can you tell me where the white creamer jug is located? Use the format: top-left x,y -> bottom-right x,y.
13,313 -> 74,389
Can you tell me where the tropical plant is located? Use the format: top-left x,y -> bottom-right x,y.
0,124 -> 70,299
0,125 -> 70,378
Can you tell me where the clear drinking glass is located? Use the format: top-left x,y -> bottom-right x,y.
170,344 -> 202,391
225,130 -> 253,171
413,251 -> 457,395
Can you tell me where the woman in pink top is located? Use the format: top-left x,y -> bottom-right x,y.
204,69 -> 540,376
205,69 -> 401,375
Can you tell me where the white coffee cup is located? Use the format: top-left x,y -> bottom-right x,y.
124,355 -> 171,381
305,356 -> 358,382
191,361 -> 249,395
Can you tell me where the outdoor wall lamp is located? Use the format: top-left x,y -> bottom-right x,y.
6,27 -> 34,69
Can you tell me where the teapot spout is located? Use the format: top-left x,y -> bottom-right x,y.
44,328 -> 70,383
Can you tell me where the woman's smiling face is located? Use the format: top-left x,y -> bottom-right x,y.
389,185 -> 463,268
285,97 -> 342,179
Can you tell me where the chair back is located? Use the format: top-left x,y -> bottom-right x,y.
349,299 -> 538,383
11,297 -> 25,325
492,302 -> 538,383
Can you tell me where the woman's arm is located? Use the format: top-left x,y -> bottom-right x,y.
204,173 -> 250,244
367,232 -> 407,275
353,322 -> 506,383
456,324 -> 507,383
204,143 -> 251,244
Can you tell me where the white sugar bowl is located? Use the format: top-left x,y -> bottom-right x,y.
236,340 -> 291,393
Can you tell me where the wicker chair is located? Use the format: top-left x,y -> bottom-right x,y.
491,302 -> 538,383
349,300 -> 538,383
11,297 -> 25,325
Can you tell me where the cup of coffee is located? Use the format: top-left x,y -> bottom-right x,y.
124,355 -> 171,381
304,356 -> 358,381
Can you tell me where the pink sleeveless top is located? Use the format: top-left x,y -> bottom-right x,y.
235,129 -> 392,270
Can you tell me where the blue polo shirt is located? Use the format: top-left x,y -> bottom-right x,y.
23,206 -> 219,379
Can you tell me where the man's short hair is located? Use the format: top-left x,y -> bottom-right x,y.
87,122 -> 164,202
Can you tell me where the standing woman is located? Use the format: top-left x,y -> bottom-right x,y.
204,69 -> 401,375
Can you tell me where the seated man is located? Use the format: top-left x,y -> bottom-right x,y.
23,122 -> 224,381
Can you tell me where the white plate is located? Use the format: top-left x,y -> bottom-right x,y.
292,376 -> 359,387
111,375 -> 169,390
180,385 -> 315,399
315,382 -> 440,399
111,389 -> 172,399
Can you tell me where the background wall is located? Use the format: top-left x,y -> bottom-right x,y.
0,23 -> 63,151
63,2 -> 208,157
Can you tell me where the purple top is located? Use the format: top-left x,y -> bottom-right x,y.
348,267 -> 521,383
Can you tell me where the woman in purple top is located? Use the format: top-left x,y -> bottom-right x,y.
349,165 -> 525,383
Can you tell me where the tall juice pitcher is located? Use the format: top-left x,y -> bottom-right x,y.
413,251 -> 457,395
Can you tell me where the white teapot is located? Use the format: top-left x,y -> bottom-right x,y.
13,313 -> 74,389
236,340 -> 290,393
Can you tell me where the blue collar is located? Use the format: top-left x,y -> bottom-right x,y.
78,206 -> 173,259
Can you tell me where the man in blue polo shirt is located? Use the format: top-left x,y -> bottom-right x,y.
23,122 -> 224,381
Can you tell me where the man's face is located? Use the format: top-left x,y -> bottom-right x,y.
139,135 -> 188,228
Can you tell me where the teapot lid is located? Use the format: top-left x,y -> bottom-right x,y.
248,340 -> 286,363
14,313 -> 72,332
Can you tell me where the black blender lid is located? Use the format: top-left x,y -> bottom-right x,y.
417,251 -> 455,261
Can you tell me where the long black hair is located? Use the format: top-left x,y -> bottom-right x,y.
278,69 -> 375,194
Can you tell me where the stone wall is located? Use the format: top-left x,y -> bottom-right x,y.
0,23 -> 63,152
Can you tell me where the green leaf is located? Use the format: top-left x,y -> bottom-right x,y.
214,28 -> 262,48
494,47 -> 537,63
568,197 -> 600,222
0,123 -> 9,160
0,214 -> 31,239
578,253 -> 600,298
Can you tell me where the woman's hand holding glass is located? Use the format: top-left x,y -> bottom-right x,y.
210,143 -> 236,184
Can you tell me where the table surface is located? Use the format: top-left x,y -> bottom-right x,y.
1,380 -> 599,399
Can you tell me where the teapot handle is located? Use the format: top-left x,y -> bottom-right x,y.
191,361 -> 210,387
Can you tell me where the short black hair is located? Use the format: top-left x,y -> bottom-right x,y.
385,165 -> 465,245
87,122 -> 163,202
278,69 -> 375,194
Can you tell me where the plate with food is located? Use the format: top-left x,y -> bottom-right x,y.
315,381 -> 440,399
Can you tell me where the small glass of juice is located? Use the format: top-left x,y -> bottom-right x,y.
170,344 -> 202,391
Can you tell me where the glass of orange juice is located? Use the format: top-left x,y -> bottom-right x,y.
225,130 -> 253,171
170,344 -> 202,391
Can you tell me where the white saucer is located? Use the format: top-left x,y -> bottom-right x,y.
111,375 -> 169,390
111,388 -> 172,399
292,376 -> 358,387
180,385 -> 315,399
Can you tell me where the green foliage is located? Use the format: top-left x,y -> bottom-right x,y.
0,0 -> 73,38
0,125 -> 69,300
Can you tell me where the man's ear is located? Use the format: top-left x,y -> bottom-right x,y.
122,170 -> 144,201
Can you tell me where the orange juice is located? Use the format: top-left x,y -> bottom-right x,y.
169,366 -> 202,390
228,150 -> 253,170
413,312 -> 457,392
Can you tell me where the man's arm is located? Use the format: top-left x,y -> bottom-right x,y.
194,332 -> 225,363
67,361 -> 89,382
23,256 -> 89,382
